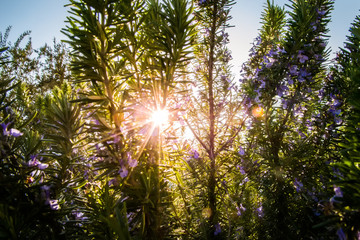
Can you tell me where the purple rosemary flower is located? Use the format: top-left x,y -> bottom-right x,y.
95,143 -> 105,152
277,85 -> 288,97
265,57 -> 276,68
127,152 -> 138,168
1,122 -> 23,137
38,162 -> 49,170
320,42 -> 326,48
329,107 -> 341,116
256,206 -> 264,217
294,178 -> 303,192
237,165 -> 246,175
214,223 -> 221,236
242,177 -> 249,184
108,178 -> 118,186
9,128 -> 23,137
297,50 -> 309,63
336,228 -> 346,240
254,67 -> 261,77
299,68 -> 311,82
190,149 -> 200,159
282,99 -> 289,109
194,151 -> 200,159
28,155 -> 48,170
268,48 -> 277,57
119,166 -> 128,178
298,130 -> 306,139
314,54 -> 323,61
259,79 -> 266,88
49,199 -> 60,210
334,117 -> 342,125
73,210 -> 85,220
238,146 -> 245,156
311,24 -> 317,31
1,122 -> 10,135
255,36 -> 262,46
287,77 -> 294,85
198,0 -> 206,5
222,50 -> 232,62
221,31 -> 229,44
236,203 -> 246,216
332,97 -> 342,108
317,9 -> 326,16
277,46 -> 286,54
28,155 -> 40,167
334,186 -> 343,198
289,65 -> 298,75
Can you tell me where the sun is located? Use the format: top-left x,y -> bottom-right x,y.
151,109 -> 169,126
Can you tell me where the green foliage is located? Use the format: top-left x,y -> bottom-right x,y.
180,0 -> 248,238
0,37 -> 64,240
260,0 -> 286,44
239,0 -> 336,239
62,0 -> 197,239
84,183 -> 131,240
3,1 -> 360,239
325,14 -> 360,239
36,39 -> 72,92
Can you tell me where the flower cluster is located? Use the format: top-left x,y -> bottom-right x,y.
41,185 -> 60,210
328,93 -> 342,125
28,154 -> 49,170
1,122 -> 23,137
236,203 -> 246,216
198,0 -> 206,5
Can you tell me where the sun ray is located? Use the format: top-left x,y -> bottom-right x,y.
134,123 -> 157,162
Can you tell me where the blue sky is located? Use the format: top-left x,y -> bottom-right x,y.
1,0 -> 359,76
0,0 -> 68,47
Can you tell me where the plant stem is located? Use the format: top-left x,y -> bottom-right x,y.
208,1 -> 218,238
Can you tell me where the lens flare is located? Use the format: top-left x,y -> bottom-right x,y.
202,207 -> 212,218
151,109 -> 169,126
252,106 -> 264,118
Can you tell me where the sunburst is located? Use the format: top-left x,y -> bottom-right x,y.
151,109 -> 169,127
